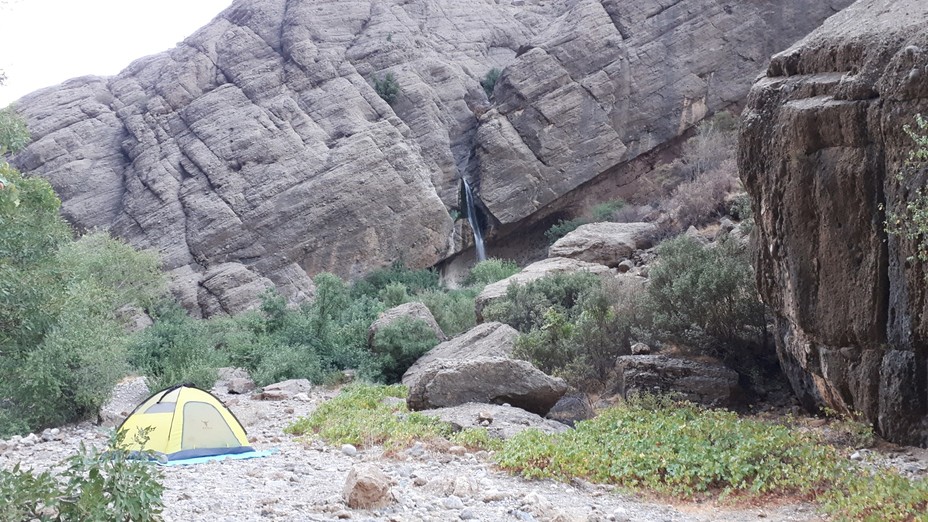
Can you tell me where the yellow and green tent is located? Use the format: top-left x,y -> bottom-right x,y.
117,384 -> 253,462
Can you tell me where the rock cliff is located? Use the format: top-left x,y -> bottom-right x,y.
10,0 -> 849,315
740,0 -> 928,445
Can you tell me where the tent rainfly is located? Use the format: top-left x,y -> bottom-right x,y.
117,384 -> 253,461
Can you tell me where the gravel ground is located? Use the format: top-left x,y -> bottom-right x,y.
3,388 -> 926,522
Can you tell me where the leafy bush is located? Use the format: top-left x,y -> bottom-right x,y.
544,199 -> 627,244
373,72 -> 400,105
481,68 -> 501,98
0,431 -> 163,522
0,106 -> 29,154
378,282 -> 410,308
589,199 -> 626,222
464,258 -> 519,286
367,317 -> 440,383
513,280 -> 640,388
544,217 -> 587,244
415,288 -> 477,336
482,272 -> 599,332
645,236 -> 765,356
351,261 -> 439,299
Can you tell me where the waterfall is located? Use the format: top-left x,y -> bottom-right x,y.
462,178 -> 487,262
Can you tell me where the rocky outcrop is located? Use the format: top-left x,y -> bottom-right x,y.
608,354 -> 741,408
548,222 -> 655,268
401,322 -> 518,389
9,0 -> 850,315
406,356 -> 567,416
740,0 -> 928,445
368,302 -> 447,350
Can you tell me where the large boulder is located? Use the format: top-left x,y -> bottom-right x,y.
367,302 -> 447,349
548,222 -> 656,267
608,355 -> 741,408
740,0 -> 928,445
406,356 -> 567,416
419,402 -> 569,439
475,257 -> 614,322
401,321 -> 518,388
9,0 -> 851,315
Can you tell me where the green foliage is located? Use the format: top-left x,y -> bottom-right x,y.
823,470 -> 928,522
449,427 -> 503,451
378,282 -> 410,308
483,272 -> 599,332
0,431 -> 163,522
545,217 -> 588,244
367,317 -> 440,383
286,384 -> 452,451
496,401 -> 842,497
464,258 -> 519,286
0,106 -> 29,154
481,68 -> 501,98
513,280 -> 638,388
414,287 -> 477,336
351,261 -> 439,299
884,114 -> 928,264
373,72 -> 400,105
128,302 -> 227,391
645,236 -> 765,355
590,199 -> 626,222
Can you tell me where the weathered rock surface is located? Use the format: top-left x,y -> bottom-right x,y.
407,356 -> 567,416
608,355 -> 741,408
99,376 -> 150,427
256,379 -> 312,401
10,0 -> 850,315
549,222 -> 656,267
475,257 -> 614,321
368,302 -> 447,350
545,393 -> 595,427
401,321 -> 518,389
419,402 -> 569,439
343,464 -> 394,510
740,0 -> 928,446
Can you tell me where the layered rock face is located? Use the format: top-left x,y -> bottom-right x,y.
11,0 -> 849,315
740,0 -> 928,445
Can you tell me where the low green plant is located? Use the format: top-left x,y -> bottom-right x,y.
481,68 -> 502,98
822,470 -> 928,521
373,72 -> 400,105
545,217 -> 587,244
366,317 -> 440,383
464,258 -> 519,286
351,261 -> 439,299
0,430 -> 163,522
286,384 -> 451,451
450,428 -> 503,451
544,199 -> 627,244
414,287 -> 477,336
482,272 -> 599,332
884,114 -> 928,264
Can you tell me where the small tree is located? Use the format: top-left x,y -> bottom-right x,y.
481,68 -> 501,98
373,72 -> 400,105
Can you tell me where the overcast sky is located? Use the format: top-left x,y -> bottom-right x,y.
0,0 -> 233,107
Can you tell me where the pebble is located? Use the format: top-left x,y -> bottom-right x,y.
443,495 -> 465,509
448,445 -> 467,456
460,508 -> 477,520
341,444 -> 358,457
850,451 -> 862,461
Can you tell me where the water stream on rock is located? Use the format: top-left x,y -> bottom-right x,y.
462,178 -> 486,262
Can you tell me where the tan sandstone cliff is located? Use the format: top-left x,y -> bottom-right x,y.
740,0 -> 928,446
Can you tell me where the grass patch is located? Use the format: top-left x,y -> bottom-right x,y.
290,387 -> 927,520
286,384 -> 502,454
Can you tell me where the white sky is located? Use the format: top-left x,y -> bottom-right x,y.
0,0 -> 233,107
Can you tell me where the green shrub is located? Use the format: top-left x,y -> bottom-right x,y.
513,280 -> 639,388
496,401 -> 842,497
351,261 -> 439,299
464,258 -> 519,286
0,431 -> 163,522
545,217 -> 587,244
645,236 -> 765,355
0,106 -> 29,154
590,199 -> 626,222
481,68 -> 501,98
366,317 -> 440,383
378,282 -> 410,308
252,341 -> 324,386
373,72 -> 400,105
482,272 -> 599,332
128,302 -> 226,391
414,288 -> 477,336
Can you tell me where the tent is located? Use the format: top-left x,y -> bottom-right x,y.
116,384 -> 254,462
